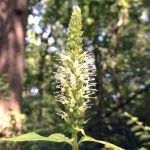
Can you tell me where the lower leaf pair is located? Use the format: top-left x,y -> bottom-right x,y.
0,132 -> 124,150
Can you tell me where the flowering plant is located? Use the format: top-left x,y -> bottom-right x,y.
0,6 -> 124,150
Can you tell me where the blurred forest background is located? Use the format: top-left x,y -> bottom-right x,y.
0,0 -> 150,150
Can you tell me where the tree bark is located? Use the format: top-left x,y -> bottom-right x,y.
0,0 -> 28,131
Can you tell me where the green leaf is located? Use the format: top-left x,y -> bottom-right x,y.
48,133 -> 73,144
135,131 -> 144,137
131,125 -> 142,132
0,132 -> 72,145
139,134 -> 150,142
79,135 -> 124,150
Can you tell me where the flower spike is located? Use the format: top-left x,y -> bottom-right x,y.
55,6 -> 96,132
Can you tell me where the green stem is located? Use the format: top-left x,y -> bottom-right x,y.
72,132 -> 79,150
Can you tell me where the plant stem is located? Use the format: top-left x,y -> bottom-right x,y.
72,132 -> 79,150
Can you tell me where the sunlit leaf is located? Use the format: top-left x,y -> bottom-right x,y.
79,135 -> 124,150
0,132 -> 72,145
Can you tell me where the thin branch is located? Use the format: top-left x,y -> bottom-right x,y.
104,83 -> 150,118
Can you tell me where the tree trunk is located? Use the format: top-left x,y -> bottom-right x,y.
0,0 -> 28,132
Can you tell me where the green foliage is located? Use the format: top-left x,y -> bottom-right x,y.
0,131 -> 124,150
80,135 -> 124,150
0,132 -> 72,144
124,112 -> 150,149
